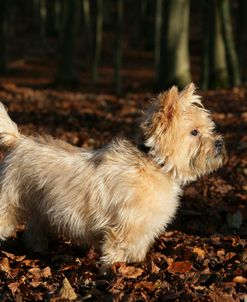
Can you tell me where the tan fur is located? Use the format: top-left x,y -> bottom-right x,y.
0,83 -> 226,265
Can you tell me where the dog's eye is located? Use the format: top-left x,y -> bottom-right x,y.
191,129 -> 199,136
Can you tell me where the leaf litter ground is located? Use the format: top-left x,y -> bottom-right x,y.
0,82 -> 246,301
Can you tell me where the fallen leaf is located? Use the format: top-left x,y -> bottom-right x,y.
59,265 -> 77,272
41,266 -> 52,278
50,277 -> 77,301
233,276 -> 247,284
30,280 -> 41,288
193,247 -> 205,258
217,249 -> 225,258
0,257 -> 11,273
8,282 -> 20,294
135,281 -> 156,291
22,259 -> 37,267
1,250 -> 15,259
167,261 -> 192,274
29,267 -> 41,280
151,261 -> 160,274
29,266 -> 52,280
15,255 -> 26,262
118,264 -> 144,279
225,252 -> 236,261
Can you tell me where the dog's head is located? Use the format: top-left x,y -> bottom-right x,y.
141,83 -> 226,183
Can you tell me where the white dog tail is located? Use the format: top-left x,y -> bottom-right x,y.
0,102 -> 20,148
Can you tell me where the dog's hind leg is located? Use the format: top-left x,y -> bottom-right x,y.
0,195 -> 20,241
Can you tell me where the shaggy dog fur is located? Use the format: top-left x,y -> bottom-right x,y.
0,83 -> 225,265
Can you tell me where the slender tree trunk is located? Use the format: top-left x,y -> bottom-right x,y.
219,0 -> 241,86
32,0 -> 46,46
237,0 -> 247,81
40,0 -> 46,44
154,0 -> 163,85
32,0 -> 40,32
82,0 -> 92,64
158,0 -> 191,89
201,0 -> 212,89
0,0 -> 6,73
114,0 -> 124,95
55,0 -> 63,34
210,0 -> 229,88
46,0 -> 56,34
92,0 -> 103,83
131,0 -> 148,47
57,0 -> 80,84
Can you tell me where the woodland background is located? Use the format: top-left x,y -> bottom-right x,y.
0,0 -> 246,301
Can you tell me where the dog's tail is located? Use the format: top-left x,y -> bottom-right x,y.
0,102 -> 20,149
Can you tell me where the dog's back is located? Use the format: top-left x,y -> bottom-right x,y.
0,102 -> 20,150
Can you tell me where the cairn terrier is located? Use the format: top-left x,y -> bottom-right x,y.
0,83 -> 225,265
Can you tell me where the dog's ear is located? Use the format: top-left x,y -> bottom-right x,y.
141,85 -> 179,138
179,83 -> 196,98
178,82 -> 201,107
158,86 -> 179,122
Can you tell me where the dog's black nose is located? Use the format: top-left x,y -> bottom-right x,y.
215,139 -> 223,151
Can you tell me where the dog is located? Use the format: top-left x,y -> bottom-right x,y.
0,83 -> 225,265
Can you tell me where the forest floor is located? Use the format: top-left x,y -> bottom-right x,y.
0,61 -> 246,301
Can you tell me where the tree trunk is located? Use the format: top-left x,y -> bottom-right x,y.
82,0 -> 92,64
158,0 -> 191,89
154,0 -> 163,85
92,0 -> 103,83
55,0 -> 63,35
219,0 -> 241,86
31,0 -> 46,46
201,0 -> 212,89
114,0 -> 124,95
237,0 -> 247,81
131,0 -> 148,48
40,0 -> 46,43
0,0 -> 6,73
209,0 -> 229,88
57,0 -> 80,84
32,0 -> 40,32
46,0 -> 56,34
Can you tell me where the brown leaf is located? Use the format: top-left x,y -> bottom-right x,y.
29,266 -> 52,280
151,261 -> 160,274
9,268 -> 20,278
15,255 -> 26,262
225,252 -> 236,261
233,276 -> 247,284
41,266 -> 52,278
1,250 -> 15,259
0,257 -> 11,273
50,277 -> 77,301
22,259 -> 37,267
118,264 -> 144,279
209,285 -> 236,302
216,249 -> 225,258
8,282 -> 20,294
29,267 -> 41,280
59,264 -> 77,272
135,281 -> 156,291
30,280 -> 41,288
167,261 -> 192,274
193,247 -> 205,258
